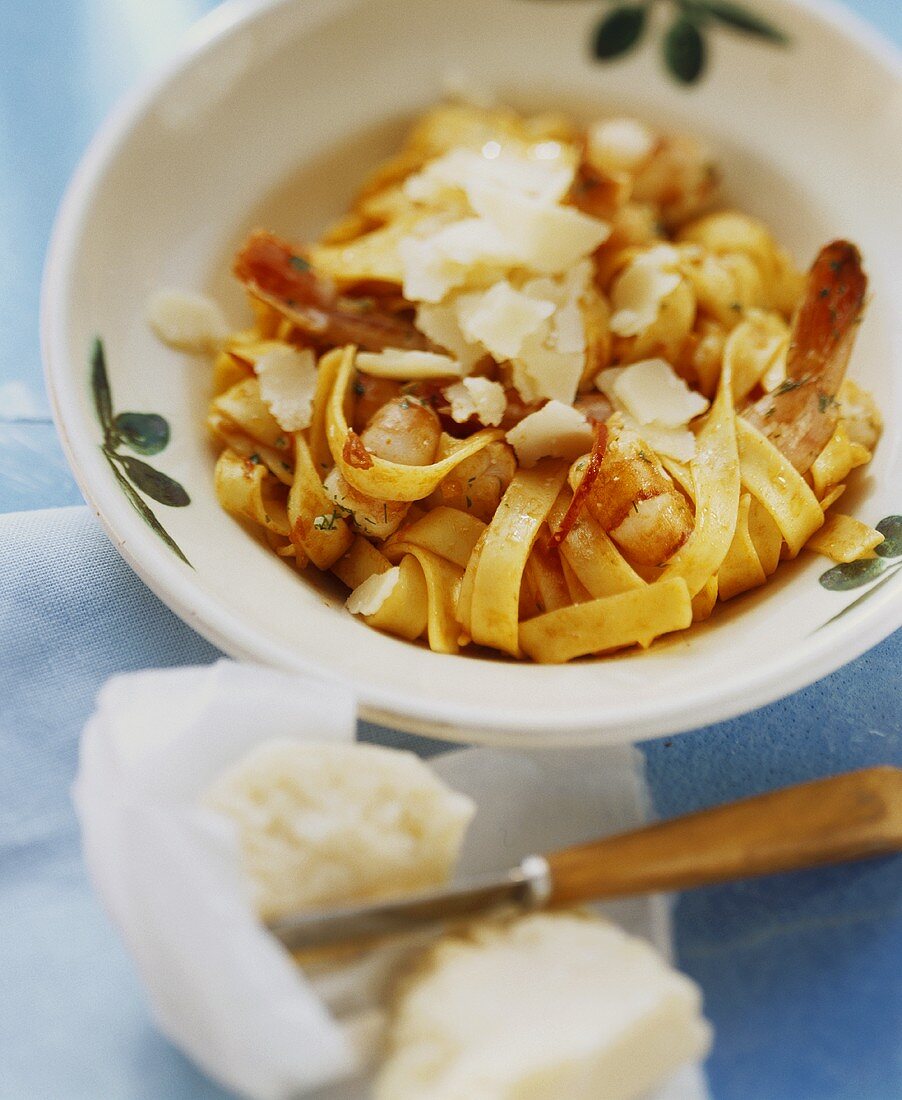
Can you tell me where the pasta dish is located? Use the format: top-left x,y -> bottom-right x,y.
203,103 -> 882,662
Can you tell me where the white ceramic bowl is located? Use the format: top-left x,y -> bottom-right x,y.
43,0 -> 902,745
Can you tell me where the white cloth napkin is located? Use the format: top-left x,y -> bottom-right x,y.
73,659 -> 707,1100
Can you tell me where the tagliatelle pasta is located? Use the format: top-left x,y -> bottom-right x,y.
194,101 -> 882,663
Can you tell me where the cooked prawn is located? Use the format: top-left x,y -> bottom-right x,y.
431,440 -> 517,523
743,241 -> 867,473
325,395 -> 442,539
234,231 -> 430,352
572,416 -> 693,566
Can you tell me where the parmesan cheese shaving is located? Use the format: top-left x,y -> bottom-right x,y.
147,289 -> 228,353
346,566 -> 401,616
629,421 -> 697,463
415,302 -> 484,372
611,358 -> 709,427
444,377 -> 507,427
255,346 -> 318,431
455,282 -> 555,360
596,360 -> 706,462
609,246 -> 682,337
405,147 -> 574,207
399,219 -> 518,302
356,349 -> 464,380
506,401 -> 593,467
469,180 -> 610,274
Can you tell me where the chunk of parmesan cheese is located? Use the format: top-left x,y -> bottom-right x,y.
587,117 -> 655,175
415,302 -> 485,372
506,401 -> 593,467
356,349 -> 463,380
609,246 -> 682,337
405,147 -> 573,208
202,738 -> 475,921
469,180 -> 610,274
147,289 -> 228,353
595,360 -> 705,463
455,282 -> 555,361
346,566 -> 401,617
255,346 -> 318,431
611,359 -> 709,428
630,422 -> 697,464
399,219 -> 518,302
444,377 -> 507,427
375,911 -> 712,1100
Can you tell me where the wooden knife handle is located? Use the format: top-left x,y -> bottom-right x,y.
546,766 -> 902,907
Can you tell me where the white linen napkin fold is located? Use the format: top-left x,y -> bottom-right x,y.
73,659 -> 707,1100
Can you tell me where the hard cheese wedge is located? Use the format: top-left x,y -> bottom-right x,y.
375,911 -> 712,1100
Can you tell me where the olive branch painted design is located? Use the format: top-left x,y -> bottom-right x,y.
90,338 -> 192,567
817,517 -> 902,629
526,0 -> 789,84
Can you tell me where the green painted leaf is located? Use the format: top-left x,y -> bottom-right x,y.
90,338 -> 114,435
114,412 -> 170,455
592,5 -> 647,60
690,0 -> 789,44
874,515 -> 902,559
116,455 -> 190,507
819,556 -> 885,591
664,16 -> 707,83
103,452 -> 192,566
816,562 -> 902,631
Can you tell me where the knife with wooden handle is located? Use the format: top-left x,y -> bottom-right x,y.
268,766 -> 902,953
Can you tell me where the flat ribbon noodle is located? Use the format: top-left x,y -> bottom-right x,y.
805,514 -> 884,563
288,434 -> 354,568
363,554 -> 429,641
326,348 -> 504,502
716,492 -> 767,601
658,362 -> 740,597
735,418 -> 824,557
384,507 -> 485,570
214,450 -> 290,537
547,491 -> 645,599
309,346 -> 349,474
385,542 -> 463,654
331,536 -> 392,590
519,577 -> 693,663
464,459 -> 569,658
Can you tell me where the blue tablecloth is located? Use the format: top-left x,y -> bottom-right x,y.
1,2 -> 900,1097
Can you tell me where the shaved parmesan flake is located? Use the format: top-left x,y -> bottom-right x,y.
456,282 -> 555,360
356,349 -> 463,380
415,303 -> 484,372
587,117 -> 655,174
611,359 -> 709,427
147,289 -> 228,353
444,377 -> 507,426
469,181 -> 609,274
405,147 -> 573,207
512,336 -> 584,406
255,346 -> 317,431
609,246 -> 682,337
399,219 -> 517,302
346,566 -> 401,617
595,366 -> 625,402
629,420 -> 697,463
506,401 -> 593,467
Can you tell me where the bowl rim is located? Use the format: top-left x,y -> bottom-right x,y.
41,0 -> 902,744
